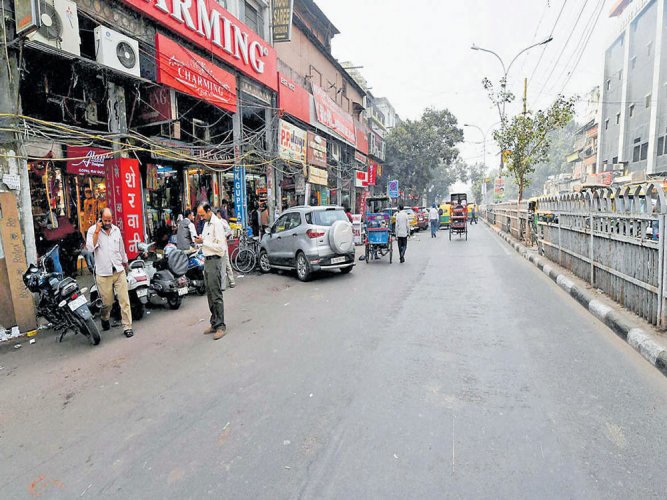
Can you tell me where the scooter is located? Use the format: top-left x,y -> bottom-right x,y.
139,243 -> 189,310
89,260 -> 151,320
185,248 -> 206,296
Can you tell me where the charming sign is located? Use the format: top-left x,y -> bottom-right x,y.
66,146 -> 113,176
307,131 -> 327,169
155,33 -> 237,113
272,0 -> 294,43
123,0 -> 277,90
278,119 -> 307,164
278,73 -> 311,124
312,84 -> 356,145
105,158 -> 145,260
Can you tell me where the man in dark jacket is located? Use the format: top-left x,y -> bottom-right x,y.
176,210 -> 197,250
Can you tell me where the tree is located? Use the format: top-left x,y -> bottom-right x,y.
493,95 -> 576,201
385,108 -> 463,201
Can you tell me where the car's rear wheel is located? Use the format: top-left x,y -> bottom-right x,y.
296,252 -> 312,282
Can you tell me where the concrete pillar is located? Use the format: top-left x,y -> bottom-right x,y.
618,27 -> 632,165
647,0 -> 665,174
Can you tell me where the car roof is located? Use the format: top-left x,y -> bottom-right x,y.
283,205 -> 344,213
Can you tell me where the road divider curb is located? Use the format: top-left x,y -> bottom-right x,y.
483,219 -> 667,377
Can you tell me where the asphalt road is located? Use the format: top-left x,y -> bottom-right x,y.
3,223 -> 667,499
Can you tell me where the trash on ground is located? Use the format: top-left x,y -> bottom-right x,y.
284,466 -> 291,469
283,440 -> 291,445
26,329 -> 38,337
14,344 -> 21,349
29,339 -> 36,345
10,326 -> 21,338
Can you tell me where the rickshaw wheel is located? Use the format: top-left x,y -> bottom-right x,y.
365,244 -> 370,264
389,243 -> 393,264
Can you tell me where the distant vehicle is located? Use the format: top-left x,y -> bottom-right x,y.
259,205 -> 355,282
439,203 -> 452,229
382,207 -> 417,234
412,206 -> 429,231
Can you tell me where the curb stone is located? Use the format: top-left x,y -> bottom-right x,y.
483,219 -> 667,377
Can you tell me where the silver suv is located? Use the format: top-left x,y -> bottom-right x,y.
258,206 -> 355,281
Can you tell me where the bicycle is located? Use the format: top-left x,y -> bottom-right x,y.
230,229 -> 261,273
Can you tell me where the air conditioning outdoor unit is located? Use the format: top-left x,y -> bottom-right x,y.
94,26 -> 141,78
27,0 -> 81,57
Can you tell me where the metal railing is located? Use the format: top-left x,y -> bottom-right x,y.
483,183 -> 667,328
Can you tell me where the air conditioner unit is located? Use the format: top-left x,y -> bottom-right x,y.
94,26 -> 141,78
27,0 -> 81,57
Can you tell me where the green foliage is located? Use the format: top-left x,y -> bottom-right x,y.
384,108 -> 463,201
493,95 -> 576,201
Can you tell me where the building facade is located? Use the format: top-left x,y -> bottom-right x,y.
598,0 -> 667,179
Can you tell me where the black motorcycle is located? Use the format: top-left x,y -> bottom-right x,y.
139,243 -> 189,310
23,248 -> 101,345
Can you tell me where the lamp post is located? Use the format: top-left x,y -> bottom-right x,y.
464,121 -> 502,205
471,37 -> 553,124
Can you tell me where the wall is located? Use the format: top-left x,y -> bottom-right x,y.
600,33 -> 626,168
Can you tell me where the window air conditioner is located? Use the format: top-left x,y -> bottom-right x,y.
94,26 -> 141,78
27,0 -> 81,57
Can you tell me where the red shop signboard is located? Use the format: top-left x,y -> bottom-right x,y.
66,146 -> 113,176
354,120 -> 369,156
155,33 -> 237,113
105,158 -> 145,260
312,84 -> 356,145
123,0 -> 277,91
278,72 -> 310,124
367,162 -> 378,186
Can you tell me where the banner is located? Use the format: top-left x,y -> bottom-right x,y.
388,180 -> 399,198
307,131 -> 327,168
105,159 -> 145,260
308,166 -> 328,186
233,166 -> 248,228
355,170 -> 368,188
367,162 -> 378,186
66,146 -> 113,176
354,120 -> 369,155
312,84 -> 356,145
155,33 -> 237,113
278,119 -> 307,163
494,176 -> 505,202
123,0 -> 277,91
272,0 -> 294,42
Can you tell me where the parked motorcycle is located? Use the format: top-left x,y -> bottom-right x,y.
23,246 -> 101,345
139,243 -> 189,310
89,259 -> 150,320
185,248 -> 206,296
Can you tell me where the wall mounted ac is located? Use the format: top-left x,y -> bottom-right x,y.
94,26 -> 141,78
27,0 -> 81,57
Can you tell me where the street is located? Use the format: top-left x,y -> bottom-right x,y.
3,223 -> 667,499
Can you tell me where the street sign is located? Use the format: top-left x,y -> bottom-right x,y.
388,179 -> 399,198
233,166 -> 247,228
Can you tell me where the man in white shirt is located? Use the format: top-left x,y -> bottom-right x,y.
429,203 -> 440,238
195,203 -> 228,340
395,204 -> 410,264
86,208 -> 133,337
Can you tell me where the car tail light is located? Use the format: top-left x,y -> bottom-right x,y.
307,229 -> 325,238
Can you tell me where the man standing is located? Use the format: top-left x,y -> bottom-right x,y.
195,203 -> 227,340
220,215 -> 235,288
176,209 -> 197,251
86,208 -> 133,338
395,204 -> 410,264
429,203 -> 440,238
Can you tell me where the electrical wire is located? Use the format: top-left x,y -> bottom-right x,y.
529,0 -> 570,84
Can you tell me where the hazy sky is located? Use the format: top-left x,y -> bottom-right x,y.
316,0 -> 625,166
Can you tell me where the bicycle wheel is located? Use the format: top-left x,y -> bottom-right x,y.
234,248 -> 256,273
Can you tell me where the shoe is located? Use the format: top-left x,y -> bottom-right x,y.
400,257 -> 405,263
203,326 -> 216,335
229,282 -> 236,288
123,329 -> 134,338
213,327 -> 227,340
101,319 -> 110,331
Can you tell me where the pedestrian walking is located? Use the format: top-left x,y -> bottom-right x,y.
195,203 -> 228,340
395,203 -> 410,263
176,209 -> 197,250
429,203 -> 440,238
86,208 -> 133,337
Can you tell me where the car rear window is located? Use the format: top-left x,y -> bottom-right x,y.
306,209 -> 347,226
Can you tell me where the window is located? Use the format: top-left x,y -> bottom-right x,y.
619,69 -> 623,80
605,119 -> 609,130
613,156 -> 618,164
616,113 -> 620,124
606,79 -> 611,91
641,142 -> 649,161
244,1 -> 264,38
285,213 -> 302,231
309,66 -> 322,86
630,104 -> 635,117
632,56 -> 637,69
634,137 -> 641,143
633,144 -> 641,162
658,136 -> 665,156
646,94 -> 652,108
305,209 -> 348,226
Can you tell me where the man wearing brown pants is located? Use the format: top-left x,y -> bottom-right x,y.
86,208 -> 133,338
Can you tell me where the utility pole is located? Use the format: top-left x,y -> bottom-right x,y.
523,78 -> 528,116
